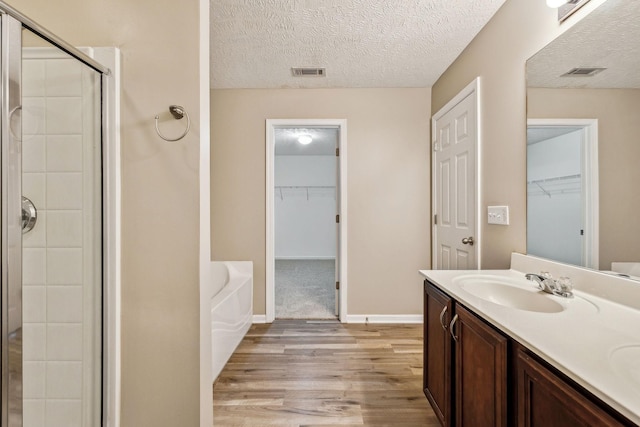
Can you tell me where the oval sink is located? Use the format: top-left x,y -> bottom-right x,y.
452,274 -> 598,314
457,277 -> 564,313
609,345 -> 640,395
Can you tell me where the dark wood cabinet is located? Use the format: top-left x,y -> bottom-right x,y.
454,304 -> 508,427
423,279 -> 635,427
423,283 -> 453,426
516,347 -> 631,427
423,280 -> 508,427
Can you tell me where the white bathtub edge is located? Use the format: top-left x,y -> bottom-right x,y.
210,261 -> 253,382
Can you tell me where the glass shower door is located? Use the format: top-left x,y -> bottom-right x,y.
0,22 -> 103,427
20,28 -> 103,427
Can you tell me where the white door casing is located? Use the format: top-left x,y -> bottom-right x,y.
432,79 -> 480,270
335,137 -> 340,316
266,119 -> 348,323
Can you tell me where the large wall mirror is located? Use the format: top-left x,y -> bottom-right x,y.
526,0 -> 640,278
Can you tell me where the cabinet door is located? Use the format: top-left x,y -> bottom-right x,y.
516,349 -> 629,427
424,281 -> 453,427
454,304 -> 508,427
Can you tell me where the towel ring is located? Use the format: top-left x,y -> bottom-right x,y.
155,105 -> 190,142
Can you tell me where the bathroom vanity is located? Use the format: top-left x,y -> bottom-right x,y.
420,254 -> 640,427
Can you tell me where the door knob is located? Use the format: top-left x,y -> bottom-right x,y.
462,236 -> 474,246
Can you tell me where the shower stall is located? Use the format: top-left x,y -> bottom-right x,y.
0,3 -> 111,426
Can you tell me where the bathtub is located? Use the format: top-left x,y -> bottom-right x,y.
210,261 -> 253,381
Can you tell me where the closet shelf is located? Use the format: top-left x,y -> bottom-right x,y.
275,185 -> 335,189
275,185 -> 336,201
527,173 -> 581,185
527,174 -> 581,198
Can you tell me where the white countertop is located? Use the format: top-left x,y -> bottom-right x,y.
420,255 -> 640,425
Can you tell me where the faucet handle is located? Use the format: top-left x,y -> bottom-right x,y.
556,277 -> 573,292
552,276 -> 574,298
539,271 -> 557,291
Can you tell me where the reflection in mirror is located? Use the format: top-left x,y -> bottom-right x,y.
527,120 -> 598,268
526,0 -> 640,279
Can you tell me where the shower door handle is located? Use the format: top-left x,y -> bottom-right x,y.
22,196 -> 37,233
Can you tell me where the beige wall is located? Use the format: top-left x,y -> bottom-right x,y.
432,0 -> 606,269
211,88 -> 431,316
528,88 -> 640,269
17,1 -> 201,426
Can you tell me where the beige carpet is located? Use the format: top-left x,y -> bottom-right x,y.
275,259 -> 336,319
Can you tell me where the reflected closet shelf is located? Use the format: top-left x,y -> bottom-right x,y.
527,173 -> 581,198
275,186 -> 336,200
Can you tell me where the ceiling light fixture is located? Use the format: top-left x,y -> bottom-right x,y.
298,134 -> 313,145
546,0 -> 570,7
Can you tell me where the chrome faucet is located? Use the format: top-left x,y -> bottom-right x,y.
525,272 -> 574,298
525,273 -> 554,292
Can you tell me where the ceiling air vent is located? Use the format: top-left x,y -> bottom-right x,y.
561,67 -> 607,77
291,67 -> 326,77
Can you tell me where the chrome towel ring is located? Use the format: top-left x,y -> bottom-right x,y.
155,105 -> 190,142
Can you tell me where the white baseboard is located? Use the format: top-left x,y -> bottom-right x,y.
253,314 -> 422,324
275,256 -> 336,260
346,314 -> 423,324
252,315 -> 268,324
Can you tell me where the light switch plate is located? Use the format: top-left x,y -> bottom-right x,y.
488,206 -> 509,225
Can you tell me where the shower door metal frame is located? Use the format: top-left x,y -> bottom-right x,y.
0,1 -> 109,75
1,13 -> 23,427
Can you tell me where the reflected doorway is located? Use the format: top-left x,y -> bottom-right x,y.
527,119 -> 599,268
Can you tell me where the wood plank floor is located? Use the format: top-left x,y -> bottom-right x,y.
213,320 -> 439,426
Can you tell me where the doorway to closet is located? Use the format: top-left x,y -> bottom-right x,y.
266,120 -> 347,323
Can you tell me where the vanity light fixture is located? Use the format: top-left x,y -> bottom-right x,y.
297,134 -> 313,145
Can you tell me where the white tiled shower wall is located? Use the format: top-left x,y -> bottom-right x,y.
21,48 -> 101,427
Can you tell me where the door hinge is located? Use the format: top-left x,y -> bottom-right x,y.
336,214 -> 340,223
434,214 -> 437,225
336,281 -> 340,290
336,147 -> 340,157
433,141 -> 439,152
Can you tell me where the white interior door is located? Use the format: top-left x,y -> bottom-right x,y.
433,82 -> 478,270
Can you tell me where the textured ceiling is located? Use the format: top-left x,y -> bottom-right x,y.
527,0 -> 640,89
275,127 -> 337,155
210,0 -> 506,89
